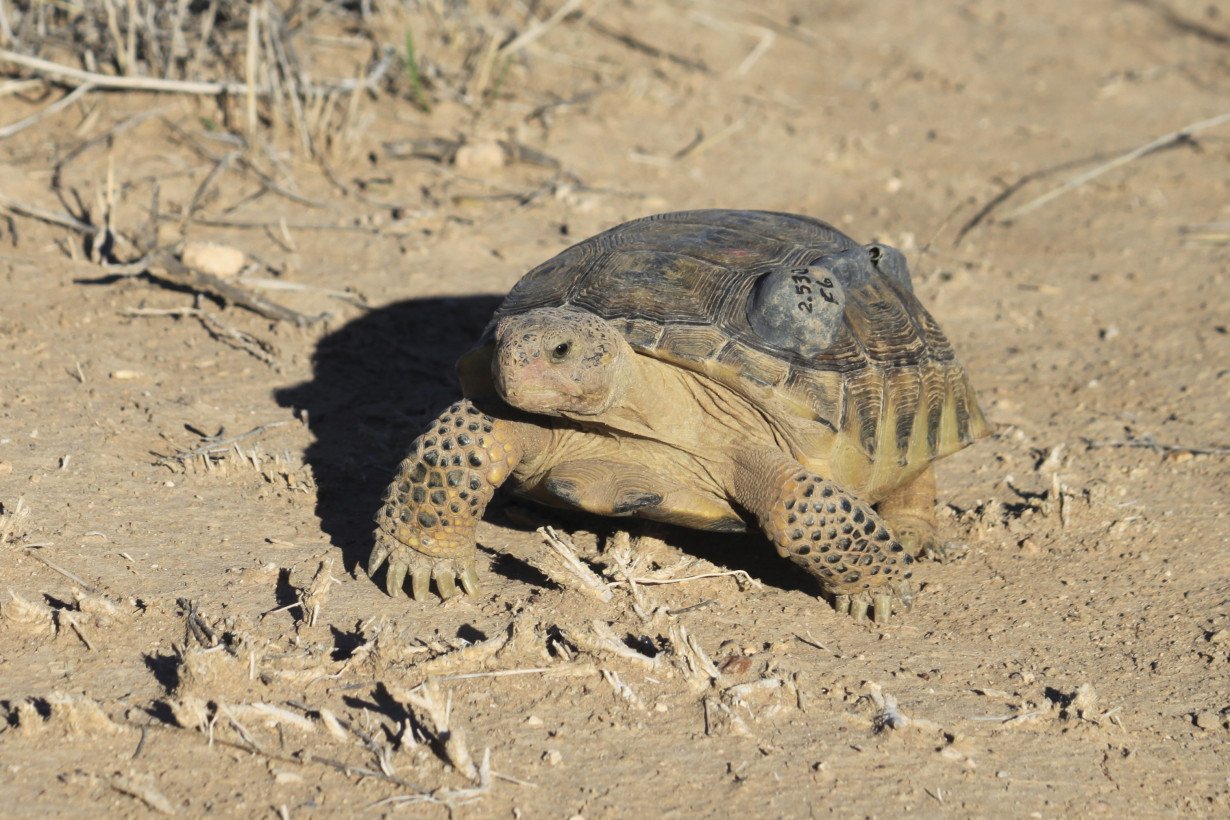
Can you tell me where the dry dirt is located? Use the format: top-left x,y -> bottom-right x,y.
2,0 -> 1229,816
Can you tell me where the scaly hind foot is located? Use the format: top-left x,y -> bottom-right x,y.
875,467 -> 944,561
369,528 -> 478,600
829,578 -> 915,624
885,515 -> 946,562
740,458 -> 914,623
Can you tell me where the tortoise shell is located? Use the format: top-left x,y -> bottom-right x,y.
483,209 -> 989,495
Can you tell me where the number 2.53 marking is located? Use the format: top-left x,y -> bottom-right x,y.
791,270 -> 837,314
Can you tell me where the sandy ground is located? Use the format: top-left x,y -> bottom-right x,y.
1,0 -> 1229,816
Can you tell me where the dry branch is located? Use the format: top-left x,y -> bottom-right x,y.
109,774 -> 175,815
536,526 -> 614,602
0,82 -> 93,140
0,496 -> 30,545
156,421 -> 289,466
23,548 -> 95,592
143,249 -> 319,324
388,679 -> 481,783
1081,434 -> 1230,457
586,18 -> 709,73
123,307 -> 279,366
0,45 -> 394,98
999,110 -> 1230,222
499,0 -> 588,56
0,191 -> 95,234
297,557 -> 336,628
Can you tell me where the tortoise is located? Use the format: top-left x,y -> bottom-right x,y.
369,210 -> 990,622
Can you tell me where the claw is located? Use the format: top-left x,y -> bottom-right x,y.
894,579 -> 915,610
921,539 -> 946,562
850,596 -> 869,622
368,541 -> 389,576
833,593 -> 851,615
410,569 -> 431,601
386,562 -> 407,598
873,594 -> 892,624
436,568 -> 458,599
459,561 -> 479,595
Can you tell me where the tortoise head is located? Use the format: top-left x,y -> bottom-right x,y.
493,306 -> 631,416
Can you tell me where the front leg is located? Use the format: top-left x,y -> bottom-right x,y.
370,400 -> 541,600
731,449 -> 914,623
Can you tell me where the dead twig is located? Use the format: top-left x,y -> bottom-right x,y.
433,665 -> 596,683
998,110 -> 1230,222
0,82 -> 93,140
586,18 -> 709,73
143,249 -> 319,325
161,118 -> 330,210
23,548 -> 96,593
122,306 -> 279,367
669,622 -> 719,690
953,149 -> 1120,246
1179,224 -> 1230,244
500,0 -> 588,56
156,421 -> 289,466
110,773 -> 175,816
0,496 -> 31,545
0,79 -> 44,97
0,191 -> 96,234
866,682 -> 942,732
1081,435 -> 1230,457
368,749 -> 492,809
0,45 -> 394,98
53,105 -> 173,190
536,526 -> 614,602
298,556 -> 337,628
563,620 -> 660,669
388,679 -> 481,782
236,276 -> 369,310
609,569 -> 761,589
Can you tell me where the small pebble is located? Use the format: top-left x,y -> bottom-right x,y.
542,749 -> 563,766
454,140 -> 506,172
1018,536 -> 1042,556
720,656 -> 753,675
182,241 -> 246,279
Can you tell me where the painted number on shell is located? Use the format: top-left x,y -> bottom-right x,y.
791,270 -> 838,314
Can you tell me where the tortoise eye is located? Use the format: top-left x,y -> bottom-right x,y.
550,341 -> 571,362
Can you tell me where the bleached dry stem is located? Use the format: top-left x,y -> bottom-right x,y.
0,45 -> 393,97
536,526 -> 614,602
561,620 -> 661,670
669,622 -> 719,690
389,679 -> 481,783
298,556 -> 336,627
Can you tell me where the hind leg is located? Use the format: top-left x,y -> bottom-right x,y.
875,466 -> 943,560
731,449 -> 914,623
